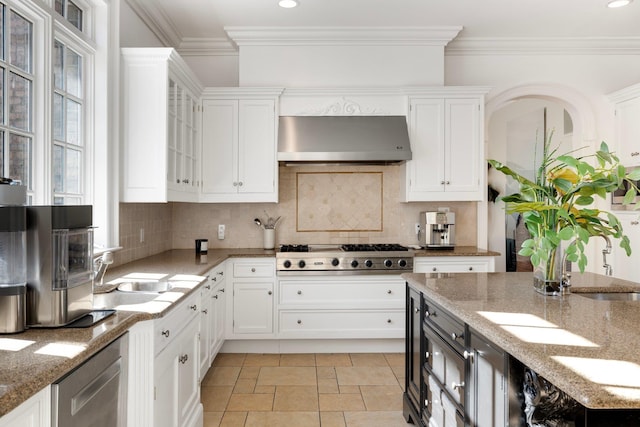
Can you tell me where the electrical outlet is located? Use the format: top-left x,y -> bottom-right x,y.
218,224 -> 225,240
139,228 -> 145,243
415,223 -> 421,235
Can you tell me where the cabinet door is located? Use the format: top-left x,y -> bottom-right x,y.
199,284 -> 212,381
178,317 -> 201,426
407,98 -> 446,198
233,281 -> 274,334
154,342 -> 180,427
183,93 -> 199,192
237,99 -> 277,195
0,386 -> 50,427
612,213 -> 640,282
167,77 -> 180,192
201,99 -> 239,195
211,281 -> 226,358
445,98 -> 481,196
615,97 -> 640,166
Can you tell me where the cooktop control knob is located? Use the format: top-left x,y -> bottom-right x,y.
283,260 -> 292,269
398,259 -> 407,267
351,260 -> 359,268
365,259 -> 373,268
331,258 -> 340,267
384,259 -> 393,268
298,260 -> 306,269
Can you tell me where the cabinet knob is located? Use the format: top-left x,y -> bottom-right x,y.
218,271 -> 224,276
451,332 -> 462,341
451,381 -> 465,391
463,350 -> 474,362
387,289 -> 392,294
425,310 -> 432,317
202,308 -> 208,314
251,268 -> 256,272
297,290 -> 302,295
219,288 -> 225,293
182,179 -> 190,184
213,295 -> 218,299
387,319 -> 392,323
233,182 -> 238,187
440,181 -> 445,185
162,329 -> 170,338
446,181 -> 450,185
176,179 -> 180,184
268,290 -> 273,295
179,354 -> 189,364
190,304 -> 197,311
297,319 -> 302,324
414,307 -> 420,313
425,351 -> 430,359
432,267 -> 437,272
212,277 -> 217,282
205,284 -> 211,290
238,181 -> 244,187
468,266 -> 473,271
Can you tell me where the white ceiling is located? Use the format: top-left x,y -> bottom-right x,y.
128,0 -> 640,46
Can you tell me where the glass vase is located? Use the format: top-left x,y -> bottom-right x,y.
533,247 -> 563,295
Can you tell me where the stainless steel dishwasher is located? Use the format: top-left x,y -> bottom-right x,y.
52,333 -> 128,426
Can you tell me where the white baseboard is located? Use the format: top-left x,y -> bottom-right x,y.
220,338 -> 404,353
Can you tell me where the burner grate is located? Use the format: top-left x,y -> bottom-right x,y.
279,244 -> 309,252
340,243 -> 409,252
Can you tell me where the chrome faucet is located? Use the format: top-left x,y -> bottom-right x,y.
561,235 -> 613,294
94,251 -> 114,286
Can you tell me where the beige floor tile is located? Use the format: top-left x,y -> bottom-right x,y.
316,354 -> 352,367
254,385 -> 276,394
273,385 -> 319,411
349,353 -> 389,367
202,386 -> 233,412
390,364 -> 405,381
360,385 -> 404,411
320,411 -> 346,427
336,367 -> 398,386
245,411 -> 320,427
213,353 -> 246,367
220,411 -> 247,427
203,411 -> 224,427
338,385 -> 360,394
203,366 -> 241,386
280,353 -> 316,366
383,353 -> 404,366
257,367 -> 317,386
239,366 -> 261,379
233,378 -> 256,394
344,411 -> 408,427
244,353 -> 281,367
318,378 -> 339,394
316,366 -> 336,379
319,394 -> 366,411
226,393 -> 274,411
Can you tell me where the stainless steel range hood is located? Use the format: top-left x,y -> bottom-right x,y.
277,116 -> 412,165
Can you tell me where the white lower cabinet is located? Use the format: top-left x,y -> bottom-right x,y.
413,256 -> 495,273
200,264 -> 226,381
611,213 -> 640,282
0,386 -> 50,427
227,258 -> 276,338
277,275 -> 405,339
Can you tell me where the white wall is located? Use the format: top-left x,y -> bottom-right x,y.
119,1 -> 165,47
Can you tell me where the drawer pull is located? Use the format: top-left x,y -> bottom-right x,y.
387,319 -> 392,323
387,289 -> 392,294
205,284 -> 211,290
451,381 -> 465,391
217,271 -> 224,276
162,329 -> 170,338
432,267 -> 437,272
463,350 -> 474,361
451,332 -> 462,341
212,277 -> 217,282
179,354 -> 189,364
251,268 -> 256,273
425,351 -> 430,359
297,290 -> 302,295
219,288 -> 225,293
202,308 -> 208,314
268,290 -> 273,295
425,310 -> 432,317
414,307 -> 420,314
631,151 -> 640,156
213,295 -> 218,299
190,305 -> 197,311
297,319 -> 302,324
631,221 -> 639,226
468,266 -> 473,271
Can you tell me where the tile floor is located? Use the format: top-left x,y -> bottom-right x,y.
201,353 -> 409,427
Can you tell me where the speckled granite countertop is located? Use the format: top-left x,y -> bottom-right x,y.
0,248 -> 274,418
412,245 -> 499,257
403,271 -> 640,410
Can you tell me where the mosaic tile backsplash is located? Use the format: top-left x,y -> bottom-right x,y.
116,165 -> 478,266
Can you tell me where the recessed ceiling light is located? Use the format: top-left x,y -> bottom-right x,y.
279,0 -> 298,8
607,0 -> 633,8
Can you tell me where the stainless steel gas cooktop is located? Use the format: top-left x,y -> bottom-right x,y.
276,244 -> 414,275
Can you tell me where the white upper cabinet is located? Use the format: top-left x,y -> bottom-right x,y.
200,89 -> 283,203
608,83 -> 640,167
404,91 -> 486,201
121,48 -> 203,203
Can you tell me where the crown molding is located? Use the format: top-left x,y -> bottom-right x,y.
224,26 -> 463,46
607,82 -> 640,102
124,0 -> 182,48
178,38 -> 238,57
446,36 -> 640,55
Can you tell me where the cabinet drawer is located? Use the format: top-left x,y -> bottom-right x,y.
424,299 -> 465,352
154,291 -> 200,355
414,260 -> 490,273
278,310 -> 404,338
424,326 -> 465,408
279,279 -> 404,308
233,260 -> 274,278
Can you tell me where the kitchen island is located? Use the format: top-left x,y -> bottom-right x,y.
403,271 -> 640,426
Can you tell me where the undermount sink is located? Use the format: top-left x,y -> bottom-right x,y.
117,280 -> 172,293
576,292 -> 640,301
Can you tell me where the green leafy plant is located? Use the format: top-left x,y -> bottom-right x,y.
489,133 -> 640,281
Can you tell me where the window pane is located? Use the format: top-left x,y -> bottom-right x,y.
54,40 -> 63,90
10,11 -> 32,73
66,147 -> 80,193
55,0 -> 64,16
67,1 -> 82,31
53,93 -> 64,141
0,5 -> 5,61
54,196 -> 64,205
8,133 -> 31,189
65,47 -> 81,97
66,99 -> 81,145
8,71 -> 31,131
0,130 -> 3,174
0,67 -> 4,124
53,144 -> 63,192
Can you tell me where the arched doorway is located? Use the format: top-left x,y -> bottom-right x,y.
481,84 -> 597,272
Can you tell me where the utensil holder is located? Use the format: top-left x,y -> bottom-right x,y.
263,229 -> 275,250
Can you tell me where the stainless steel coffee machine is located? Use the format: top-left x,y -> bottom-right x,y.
26,205 -> 94,327
419,211 -> 456,249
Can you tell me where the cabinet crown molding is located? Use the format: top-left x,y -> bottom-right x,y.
607,82 -> 640,103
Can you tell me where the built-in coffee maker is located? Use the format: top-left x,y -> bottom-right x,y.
419,211 -> 456,249
26,205 -> 94,327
